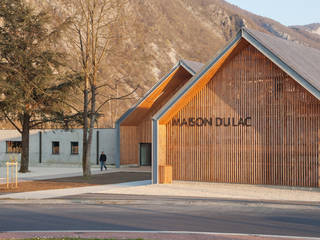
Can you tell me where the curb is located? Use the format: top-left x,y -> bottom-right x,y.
1,195 -> 320,207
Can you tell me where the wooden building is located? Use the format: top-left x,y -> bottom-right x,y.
116,60 -> 204,166
118,28 -> 320,187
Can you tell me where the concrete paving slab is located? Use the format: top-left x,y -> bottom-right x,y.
1,165 -> 320,204
0,165 -> 103,182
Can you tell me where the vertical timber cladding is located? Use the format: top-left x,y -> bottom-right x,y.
166,44 -> 320,187
120,126 -> 138,165
119,120 -> 152,165
319,129 -> 320,187
119,66 -> 194,166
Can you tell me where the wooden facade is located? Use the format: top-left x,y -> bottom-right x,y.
118,28 -> 320,187
119,66 -> 194,165
162,43 -> 320,187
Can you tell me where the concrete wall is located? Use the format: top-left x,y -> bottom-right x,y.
0,128 -> 116,166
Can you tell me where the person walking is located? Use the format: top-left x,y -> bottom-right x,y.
99,151 -> 107,171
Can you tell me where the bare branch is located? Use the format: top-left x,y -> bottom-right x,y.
96,86 -> 138,113
4,113 -> 22,133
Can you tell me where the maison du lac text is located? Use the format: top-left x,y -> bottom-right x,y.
172,117 -> 252,127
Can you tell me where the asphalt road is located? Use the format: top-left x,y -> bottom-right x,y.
1,194 -> 320,238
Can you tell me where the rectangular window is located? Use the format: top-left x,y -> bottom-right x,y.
52,141 -> 60,155
6,141 -> 22,153
71,141 -> 79,155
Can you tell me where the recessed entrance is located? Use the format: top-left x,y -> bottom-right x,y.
139,143 -> 152,166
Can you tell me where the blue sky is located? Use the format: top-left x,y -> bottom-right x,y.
225,0 -> 320,26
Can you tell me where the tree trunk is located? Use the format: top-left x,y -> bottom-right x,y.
86,85 -> 96,170
19,113 -> 30,173
82,87 -> 91,176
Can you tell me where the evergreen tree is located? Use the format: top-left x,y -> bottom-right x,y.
0,0 -> 77,172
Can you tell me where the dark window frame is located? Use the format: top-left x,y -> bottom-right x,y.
71,141 -> 79,155
6,141 -> 22,153
52,141 -> 60,155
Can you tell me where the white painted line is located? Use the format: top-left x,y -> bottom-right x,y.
4,230 -> 320,240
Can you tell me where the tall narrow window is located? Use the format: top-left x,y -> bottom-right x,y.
71,141 -> 79,155
6,141 -> 22,153
52,141 -> 60,155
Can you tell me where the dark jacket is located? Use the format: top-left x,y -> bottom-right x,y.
99,153 -> 107,162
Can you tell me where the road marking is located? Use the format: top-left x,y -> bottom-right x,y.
4,230 -> 320,240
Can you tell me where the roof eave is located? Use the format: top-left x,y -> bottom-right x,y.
180,60 -> 197,75
116,61 -> 182,125
153,31 -> 243,122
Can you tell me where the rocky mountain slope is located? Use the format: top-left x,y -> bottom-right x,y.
289,23 -> 320,42
114,0 -> 320,128
291,23 -> 320,35
3,0 -> 320,129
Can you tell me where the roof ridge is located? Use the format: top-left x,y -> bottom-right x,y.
243,27 -> 320,54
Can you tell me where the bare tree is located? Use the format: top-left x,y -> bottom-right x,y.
59,0 -> 137,176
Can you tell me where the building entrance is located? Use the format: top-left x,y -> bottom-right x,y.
139,143 -> 152,166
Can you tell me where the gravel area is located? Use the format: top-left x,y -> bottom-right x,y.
98,181 -> 320,203
0,181 -> 93,194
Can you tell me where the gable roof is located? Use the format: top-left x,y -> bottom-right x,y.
116,59 -> 203,125
153,28 -> 320,124
180,59 -> 204,74
244,28 -> 320,97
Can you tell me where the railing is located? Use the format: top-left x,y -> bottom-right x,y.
1,156 -> 19,189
